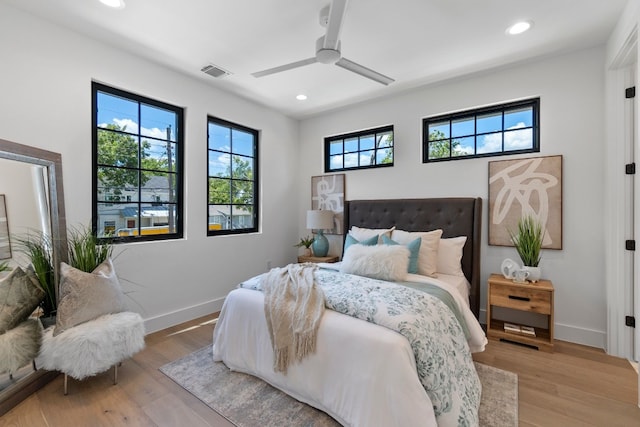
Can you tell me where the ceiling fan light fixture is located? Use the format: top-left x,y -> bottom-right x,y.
506,21 -> 532,35
99,0 -> 125,9
296,94 -> 308,101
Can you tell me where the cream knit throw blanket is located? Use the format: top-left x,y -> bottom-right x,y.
262,263 -> 325,374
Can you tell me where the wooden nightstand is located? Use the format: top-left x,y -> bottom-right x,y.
486,273 -> 554,352
297,255 -> 339,263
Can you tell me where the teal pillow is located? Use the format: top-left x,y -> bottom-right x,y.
382,235 -> 421,274
343,234 -> 378,255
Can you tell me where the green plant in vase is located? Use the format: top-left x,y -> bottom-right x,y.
0,260 -> 10,273
294,235 -> 315,256
508,215 -> 544,282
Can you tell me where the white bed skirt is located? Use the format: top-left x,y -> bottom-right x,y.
212,287 -> 438,427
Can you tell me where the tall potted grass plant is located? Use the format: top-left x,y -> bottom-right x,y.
508,215 -> 544,282
67,225 -> 113,272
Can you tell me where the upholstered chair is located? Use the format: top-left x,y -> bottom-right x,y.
37,259 -> 145,394
38,311 -> 145,394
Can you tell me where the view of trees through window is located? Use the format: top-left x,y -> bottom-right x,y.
423,98 -> 539,162
92,82 -> 183,242
207,117 -> 258,235
325,125 -> 394,172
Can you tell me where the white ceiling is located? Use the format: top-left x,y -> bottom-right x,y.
4,0 -> 629,119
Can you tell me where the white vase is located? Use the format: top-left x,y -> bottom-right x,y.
522,266 -> 541,282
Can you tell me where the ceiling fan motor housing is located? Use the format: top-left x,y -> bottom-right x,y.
316,37 -> 340,64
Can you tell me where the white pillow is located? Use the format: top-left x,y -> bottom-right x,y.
349,225 -> 395,243
340,244 -> 410,282
437,236 -> 467,277
391,229 -> 443,277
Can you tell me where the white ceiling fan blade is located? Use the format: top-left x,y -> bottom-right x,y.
323,0 -> 348,50
336,57 -> 395,85
252,57 -> 318,78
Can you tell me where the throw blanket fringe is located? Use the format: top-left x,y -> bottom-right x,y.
262,263 -> 324,374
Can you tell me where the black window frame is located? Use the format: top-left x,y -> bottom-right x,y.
324,125 -> 394,172
207,116 -> 259,236
422,98 -> 540,163
92,82 -> 184,243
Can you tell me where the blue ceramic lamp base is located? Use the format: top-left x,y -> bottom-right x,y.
311,230 -> 329,257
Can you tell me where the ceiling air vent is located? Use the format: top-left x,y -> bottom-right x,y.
201,64 -> 232,78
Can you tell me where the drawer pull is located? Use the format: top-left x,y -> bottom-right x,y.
508,295 -> 530,302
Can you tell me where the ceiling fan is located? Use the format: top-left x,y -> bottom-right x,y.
252,0 -> 394,85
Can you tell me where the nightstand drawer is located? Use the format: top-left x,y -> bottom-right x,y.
490,283 -> 551,314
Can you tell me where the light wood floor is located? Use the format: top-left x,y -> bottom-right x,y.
1,313 -> 638,426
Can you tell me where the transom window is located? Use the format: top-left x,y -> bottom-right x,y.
325,125 -> 394,172
207,116 -> 259,235
92,82 -> 184,242
423,98 -> 539,162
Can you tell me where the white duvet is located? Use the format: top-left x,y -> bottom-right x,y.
212,267 -> 487,427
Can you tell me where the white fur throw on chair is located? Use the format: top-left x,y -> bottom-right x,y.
38,311 -> 145,381
0,318 -> 42,375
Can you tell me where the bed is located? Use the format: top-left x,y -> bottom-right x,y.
212,197 -> 486,427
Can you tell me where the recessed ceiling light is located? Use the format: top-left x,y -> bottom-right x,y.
506,21 -> 532,35
99,0 -> 125,9
296,94 -> 308,101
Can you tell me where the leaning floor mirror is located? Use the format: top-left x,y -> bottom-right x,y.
0,138 -> 68,415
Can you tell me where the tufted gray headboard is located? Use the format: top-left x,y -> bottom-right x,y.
344,197 -> 482,319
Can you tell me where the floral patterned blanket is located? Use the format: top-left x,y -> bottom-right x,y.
241,267 -> 481,426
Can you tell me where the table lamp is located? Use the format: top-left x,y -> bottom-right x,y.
306,210 -> 334,257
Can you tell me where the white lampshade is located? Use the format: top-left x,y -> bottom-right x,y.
306,210 -> 334,230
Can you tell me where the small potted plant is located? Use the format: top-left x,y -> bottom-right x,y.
508,215 -> 544,282
294,235 -> 315,256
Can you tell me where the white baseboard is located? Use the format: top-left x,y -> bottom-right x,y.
143,296 -> 226,335
479,308 -> 606,350
554,323 -> 606,350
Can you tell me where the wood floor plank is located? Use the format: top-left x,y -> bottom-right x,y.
1,314 -> 638,426
142,394 -> 212,427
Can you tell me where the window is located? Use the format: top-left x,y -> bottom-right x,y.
325,125 -> 393,172
422,98 -> 539,162
207,116 -> 259,235
92,82 -> 183,242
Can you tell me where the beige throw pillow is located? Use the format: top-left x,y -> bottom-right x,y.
0,267 -> 45,333
54,259 -> 127,336
391,229 -> 443,277
437,236 -> 467,277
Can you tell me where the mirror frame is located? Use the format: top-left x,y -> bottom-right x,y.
0,138 -> 68,415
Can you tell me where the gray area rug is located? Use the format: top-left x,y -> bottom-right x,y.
160,346 -> 518,426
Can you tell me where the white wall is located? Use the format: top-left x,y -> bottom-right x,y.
0,4 -> 301,333
299,48 -> 608,348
